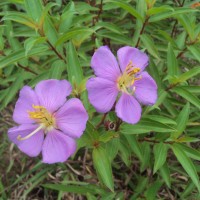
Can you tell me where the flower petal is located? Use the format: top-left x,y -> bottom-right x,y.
115,93 -> 141,124
55,98 -> 88,138
117,46 -> 149,72
42,130 -> 76,164
86,77 -> 118,113
134,72 -> 157,105
35,79 -> 72,113
91,46 -> 121,81
13,86 -> 39,124
8,124 -> 44,157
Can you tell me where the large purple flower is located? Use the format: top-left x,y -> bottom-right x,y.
8,79 -> 88,164
86,46 -> 157,124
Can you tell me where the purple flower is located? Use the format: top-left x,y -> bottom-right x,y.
8,79 -> 88,164
86,46 -> 157,124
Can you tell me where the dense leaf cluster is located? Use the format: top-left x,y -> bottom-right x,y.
0,0 -> 200,199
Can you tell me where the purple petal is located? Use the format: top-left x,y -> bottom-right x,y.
8,124 -> 44,157
86,77 -> 118,113
35,79 -> 72,113
13,86 -> 39,124
91,46 -> 121,81
115,93 -> 141,124
134,72 -> 157,105
42,129 -> 76,164
55,98 -> 88,138
117,46 -> 149,72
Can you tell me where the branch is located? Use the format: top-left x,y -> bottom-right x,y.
139,137 -> 173,144
46,41 -> 66,63
135,16 -> 149,48
96,113 -> 107,129
18,64 -> 38,75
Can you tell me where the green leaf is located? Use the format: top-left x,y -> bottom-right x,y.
28,71 -> 50,87
1,72 -> 24,108
140,142 -> 151,172
171,103 -> 190,139
171,143 -> 200,192
24,0 -> 43,22
123,135 -> 144,162
147,90 -> 168,112
172,87 -> 200,109
97,32 -> 133,45
187,45 -> 200,62
0,178 -> 7,199
43,183 -> 106,195
59,2 -> 75,33
24,37 -> 46,55
78,121 -> 99,148
3,11 -> 37,29
121,118 -> 177,134
173,66 -> 200,84
144,115 -> 177,125
38,2 -> 59,26
56,28 -> 94,46
119,137 -> 131,167
105,137 -> 120,162
131,177 -> 148,199
147,5 -> 173,16
180,86 -> 200,94
109,0 -> 143,21
49,60 -> 65,79
144,181 -> 163,200
99,131 -> 119,143
93,147 -> 114,191
177,14 -> 195,41
66,41 -> 83,84
178,144 -> 200,161
167,43 -> 178,76
176,136 -> 200,143
94,22 -> 123,34
43,17 -> 58,45
153,143 -> 168,174
0,46 -> 49,70
140,34 -> 160,59
159,163 -> 171,188
149,7 -> 198,22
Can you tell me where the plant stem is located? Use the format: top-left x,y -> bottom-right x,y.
96,113 -> 107,129
46,41 -> 66,63
139,137 -> 173,144
18,64 -> 38,75
135,16 -> 149,48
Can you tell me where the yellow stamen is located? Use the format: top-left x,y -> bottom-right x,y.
17,105 -> 56,141
117,61 -> 142,94
28,105 -> 55,127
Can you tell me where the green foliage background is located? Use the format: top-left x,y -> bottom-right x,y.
0,0 -> 200,199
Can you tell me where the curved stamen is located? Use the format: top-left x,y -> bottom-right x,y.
117,61 -> 142,94
17,125 -> 44,141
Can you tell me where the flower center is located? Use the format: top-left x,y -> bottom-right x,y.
17,105 -> 56,141
117,61 -> 141,94
28,105 -> 56,128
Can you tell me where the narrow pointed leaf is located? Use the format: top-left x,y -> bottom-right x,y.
66,41 -> 83,84
93,147 -> 114,191
172,87 -> 200,109
171,103 -> 190,139
153,143 -> 168,174
171,143 -> 200,192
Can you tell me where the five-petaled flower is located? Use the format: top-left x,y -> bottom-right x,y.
86,46 -> 157,124
8,79 -> 88,164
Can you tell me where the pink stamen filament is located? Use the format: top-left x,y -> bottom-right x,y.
17,125 -> 44,141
